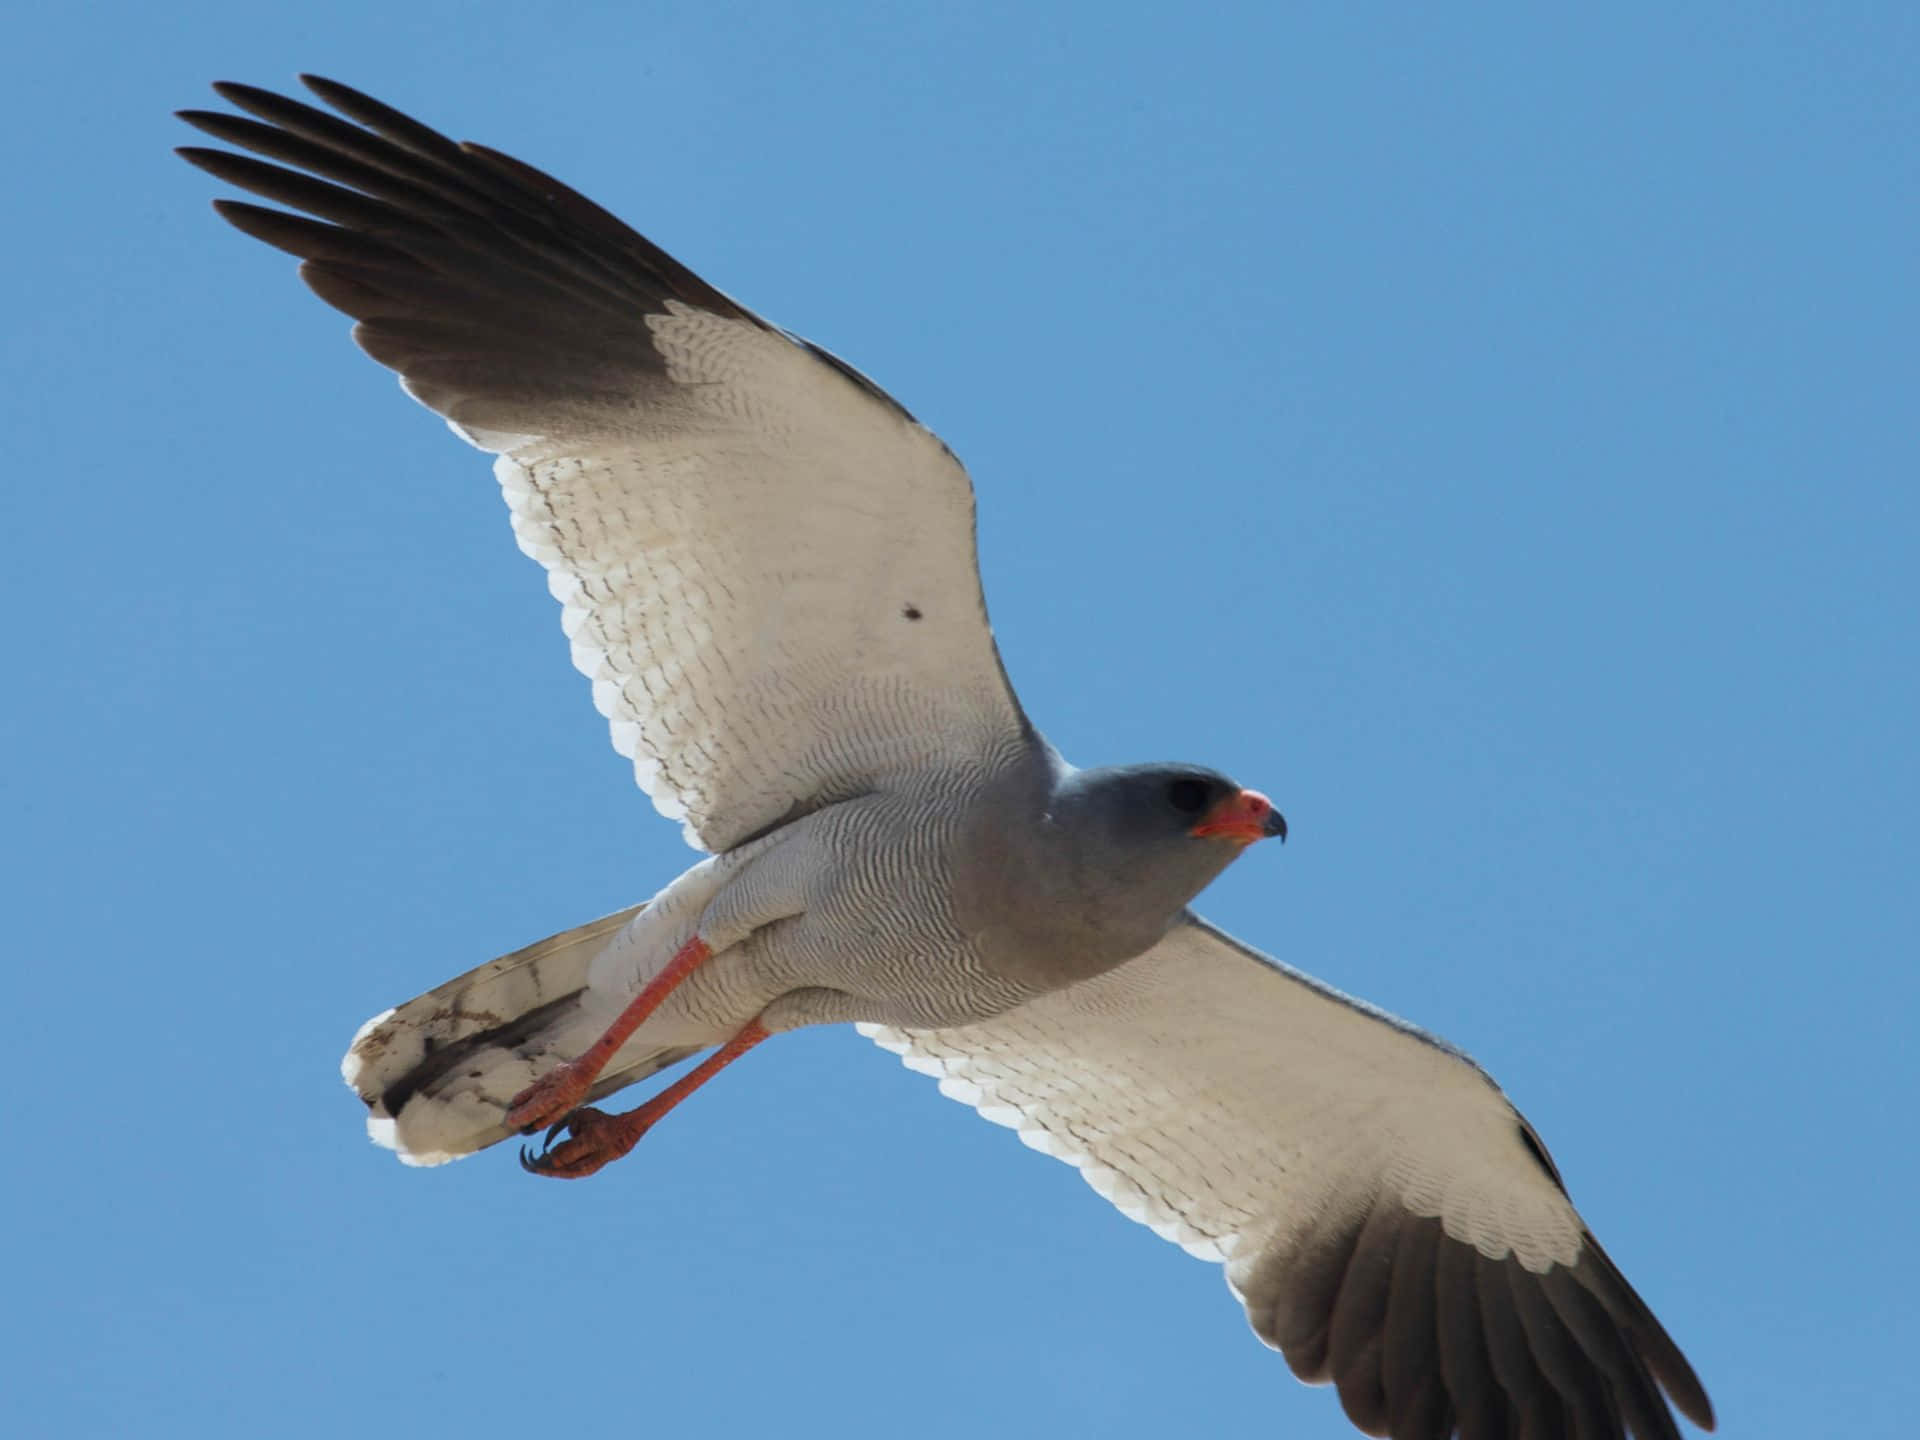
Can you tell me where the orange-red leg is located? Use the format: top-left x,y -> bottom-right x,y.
506,933 -> 715,1134
518,1019 -> 771,1179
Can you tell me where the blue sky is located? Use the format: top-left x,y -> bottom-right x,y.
4,4 -> 1914,1436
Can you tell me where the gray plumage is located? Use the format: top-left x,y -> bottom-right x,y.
180,77 -> 1714,1440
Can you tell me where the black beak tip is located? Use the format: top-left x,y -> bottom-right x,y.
1265,809 -> 1288,842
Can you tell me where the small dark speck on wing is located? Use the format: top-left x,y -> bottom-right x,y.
902,604 -> 923,621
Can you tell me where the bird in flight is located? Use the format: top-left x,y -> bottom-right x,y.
178,76 -> 1714,1440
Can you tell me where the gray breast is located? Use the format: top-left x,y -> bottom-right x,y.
712,737 -> 1052,1031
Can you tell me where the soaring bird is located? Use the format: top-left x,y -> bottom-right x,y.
178,77 -> 1714,1440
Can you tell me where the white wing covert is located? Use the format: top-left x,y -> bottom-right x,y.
863,918 -> 1714,1440
179,77 -> 1027,851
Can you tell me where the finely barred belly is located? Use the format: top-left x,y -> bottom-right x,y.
647,762 -> 1039,1039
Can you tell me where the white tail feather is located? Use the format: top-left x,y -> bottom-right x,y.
341,905 -> 699,1165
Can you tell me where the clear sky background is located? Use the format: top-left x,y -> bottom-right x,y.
4,4 -> 1914,1437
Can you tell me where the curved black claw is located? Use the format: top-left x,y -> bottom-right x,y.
518,1117 -> 574,1173
513,1105 -> 580,1172
517,1106 -> 614,1177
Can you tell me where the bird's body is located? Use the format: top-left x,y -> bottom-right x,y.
348,743 -> 1270,1163
181,75 -> 1715,1439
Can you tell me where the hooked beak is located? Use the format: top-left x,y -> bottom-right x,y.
1190,788 -> 1287,845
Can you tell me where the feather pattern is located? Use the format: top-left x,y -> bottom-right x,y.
864,918 -> 1714,1438
342,905 -> 701,1164
178,76 -> 1026,852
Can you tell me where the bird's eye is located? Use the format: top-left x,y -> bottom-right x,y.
1166,778 -> 1211,814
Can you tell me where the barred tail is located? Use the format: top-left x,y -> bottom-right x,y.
341,905 -> 698,1165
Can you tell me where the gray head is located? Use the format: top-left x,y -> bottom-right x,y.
1052,761 -> 1285,906
972,761 -> 1285,989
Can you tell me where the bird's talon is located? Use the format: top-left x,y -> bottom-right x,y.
507,1061 -> 598,1135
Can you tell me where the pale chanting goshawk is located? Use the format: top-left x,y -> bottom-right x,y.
178,76 -> 1714,1440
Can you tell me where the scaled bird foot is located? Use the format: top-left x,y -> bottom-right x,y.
518,1107 -> 649,1180
506,1059 -> 597,1134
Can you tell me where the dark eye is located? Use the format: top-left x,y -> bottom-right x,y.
1166,778 -> 1211,814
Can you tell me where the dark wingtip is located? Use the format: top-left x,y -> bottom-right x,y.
297,73 -> 355,100
1574,1232 -> 1718,1430
175,146 -> 237,184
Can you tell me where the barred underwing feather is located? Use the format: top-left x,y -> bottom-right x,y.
864,919 -> 1713,1438
180,76 -> 1026,854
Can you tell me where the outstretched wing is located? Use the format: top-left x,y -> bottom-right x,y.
863,918 -> 1714,1440
179,77 -> 1028,851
